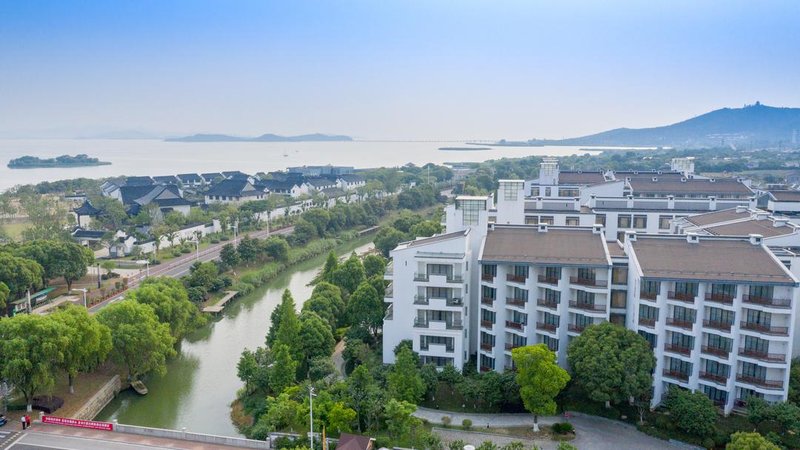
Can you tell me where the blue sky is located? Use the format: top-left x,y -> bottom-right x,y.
1,0 -> 798,139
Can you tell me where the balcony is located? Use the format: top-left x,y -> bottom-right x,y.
536,322 -> 557,332
705,292 -> 734,305
638,317 -> 656,328
703,319 -> 732,332
507,274 -> 527,284
662,369 -> 690,382
414,318 -> 463,329
480,342 -> 493,351
480,366 -> 492,373
666,318 -> 694,330
385,283 -> 394,298
385,262 -> 393,277
570,277 -> 607,288
743,294 -> 791,309
668,291 -> 696,303
736,375 -> 784,390
414,295 -> 462,307
480,320 -> 493,330
640,291 -> 658,301
414,273 -> 429,282
384,304 -> 394,321
505,320 -> 525,331
537,275 -> 559,286
701,345 -> 730,358
569,300 -> 606,312
740,321 -> 789,336
568,323 -> 587,333
507,297 -> 528,308
738,348 -> 786,363
482,273 -> 495,282
481,296 -> 495,306
505,342 -> 524,351
413,296 -> 428,305
699,371 -> 729,385
420,344 -> 455,353
664,343 -> 692,356
537,298 -> 559,310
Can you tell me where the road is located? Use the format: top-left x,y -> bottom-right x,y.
88,226 -> 294,313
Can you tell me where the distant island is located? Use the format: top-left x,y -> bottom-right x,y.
7,154 -> 111,169
469,139 -> 545,147
166,133 -> 353,143
438,146 -> 490,151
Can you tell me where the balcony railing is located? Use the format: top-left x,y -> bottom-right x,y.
738,348 -> 786,363
480,365 -> 492,373
480,320 -> 493,330
413,296 -> 428,305
701,345 -> 730,358
507,274 -> 527,283
740,321 -> 789,336
506,297 -> 528,308
505,342 -> 524,351
662,369 -> 690,381
537,275 -> 559,285
569,300 -> 606,312
384,304 -> 394,321
420,344 -> 454,353
505,320 -> 525,330
664,343 -> 692,356
640,291 -> 658,300
705,292 -> 734,305
481,296 -> 495,305
570,277 -> 607,287
537,298 -> 559,309
480,342 -> 493,351
414,318 -> 463,329
568,323 -> 587,333
736,375 -> 784,390
414,295 -> 462,306
482,273 -> 495,282
668,291 -> 696,303
385,262 -> 393,276
743,294 -> 791,309
666,318 -> 694,329
638,317 -> 656,328
536,322 -> 557,332
414,273 -> 429,282
703,319 -> 732,332
699,371 -> 729,385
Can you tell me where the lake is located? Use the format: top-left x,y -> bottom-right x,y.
0,139 -> 602,191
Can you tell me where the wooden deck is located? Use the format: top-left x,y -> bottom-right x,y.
202,290 -> 239,314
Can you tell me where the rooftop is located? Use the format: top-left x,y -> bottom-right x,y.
557,171 -> 607,185
481,225 -> 609,266
630,235 -> 795,285
705,218 -> 796,238
627,177 -> 752,196
685,207 -> 751,226
770,190 -> 800,202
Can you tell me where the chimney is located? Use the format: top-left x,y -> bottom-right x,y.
536,196 -> 543,210
773,218 -> 788,227
592,224 -> 603,235
589,194 -> 597,208
709,196 -> 717,211
749,234 -> 763,246
709,178 -> 716,183
652,177 -> 658,182
681,177 -> 687,183
686,232 -> 700,244
735,205 -> 748,213
749,197 -> 757,209
627,195 -> 634,209
573,197 -> 581,211
667,195 -> 675,210
626,231 -> 637,242
538,224 -> 548,233
755,212 -> 769,221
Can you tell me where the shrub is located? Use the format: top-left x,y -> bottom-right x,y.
172,250 -> 182,257
551,422 -> 574,434
220,235 -> 230,241
180,247 -> 191,254
441,415 -> 451,427
210,238 -> 220,244
462,418 -> 472,430
448,440 -> 466,450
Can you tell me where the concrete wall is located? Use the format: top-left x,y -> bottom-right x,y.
76,375 -> 120,421
113,422 -> 270,449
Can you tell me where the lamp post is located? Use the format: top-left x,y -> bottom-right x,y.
96,262 -> 101,289
309,386 -> 316,449
70,288 -> 88,308
195,238 -> 200,261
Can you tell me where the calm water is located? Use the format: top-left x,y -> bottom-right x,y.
96,238 -> 375,436
0,139 -> 602,191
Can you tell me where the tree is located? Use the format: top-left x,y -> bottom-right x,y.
726,432 -> 781,450
420,363 -> 439,399
362,254 -> 386,278
291,219 -> 317,245
321,252 -> 339,282
50,305 -> 112,394
512,344 -> 570,432
186,261 -> 219,291
327,401 -> 357,434
409,220 -> 442,238
0,252 -> 44,304
790,358 -> 800,405
297,311 -> 335,373
258,391 -> 305,432
271,290 -> 301,359
303,208 -> 331,237
59,242 -> 96,291
0,282 -> 9,313
262,236 -> 289,262
268,343 -> 297,394
101,260 -> 116,276
237,347 -> 260,394
346,282 -> 384,338
237,236 -> 261,263
566,322 -> 655,407
330,253 -> 365,295
374,227 -> 406,257
388,346 -> 425,403
0,314 -> 68,410
384,398 -> 418,438
97,300 -> 176,380
19,194 -> 70,241
347,364 -> 376,432
308,357 -> 335,381
127,277 -> 205,339
220,243 -> 240,268
664,388 -> 717,437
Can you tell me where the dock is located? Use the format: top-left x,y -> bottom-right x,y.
202,290 -> 238,314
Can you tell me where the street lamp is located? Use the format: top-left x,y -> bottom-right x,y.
70,288 -> 88,308
309,386 -> 317,449
96,262 -> 101,289
195,238 -> 200,261
135,260 -> 150,279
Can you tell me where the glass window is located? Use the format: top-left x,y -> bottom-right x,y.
459,199 -> 485,225
530,187 -> 540,197
479,354 -> 495,370
611,290 -> 627,308
577,267 -> 596,281
574,314 -> 592,328
513,265 -> 529,278
658,215 -> 672,230
566,216 -> 580,226
706,307 -> 734,325
618,215 -> 632,228
743,335 -> 768,353
706,333 -> 732,351
633,215 -> 647,229
711,284 -> 736,297
482,286 -> 496,299
595,214 -> 606,226
428,264 -> 453,277
638,330 -> 657,348
544,312 -> 559,327
668,357 -> 692,374
704,359 -> 730,377
525,216 -> 538,225
481,308 -> 496,322
670,332 -> 694,348
540,335 -> 558,352
749,285 -> 774,300
545,266 -> 561,280
480,332 -> 495,346
639,304 -> 659,320
641,280 -> 661,296
673,306 -> 696,322
544,288 -> 560,303
576,290 -> 595,305
612,266 -> 628,284
674,282 -> 698,296
501,182 -> 520,201
745,309 -> 771,326
540,216 -> 554,225
741,362 -> 766,379
610,313 -> 626,325
483,264 -> 497,277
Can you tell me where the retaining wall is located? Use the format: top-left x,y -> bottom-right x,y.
75,375 -> 120,421
113,422 -> 270,449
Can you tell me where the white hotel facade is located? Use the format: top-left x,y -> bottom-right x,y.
383,161 -> 800,414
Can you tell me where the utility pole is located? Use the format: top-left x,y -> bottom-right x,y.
309,386 -> 316,449
96,262 -> 101,288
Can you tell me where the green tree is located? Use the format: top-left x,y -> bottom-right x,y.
384,398 -> 418,438
566,322 -> 655,408
664,388 -> 717,437
59,242 -> 95,291
790,358 -> 800,405
262,236 -> 290,262
237,347 -> 260,394
268,343 -> 297,394
101,260 -> 116,276
237,236 -> 261,263
388,346 -> 425,403
327,401 -> 357,434
297,311 -> 335,373
330,253 -> 365,295
0,282 -> 9,313
50,305 -> 112,394
726,432 -> 781,450
409,220 -> 442,238
271,290 -> 301,359
0,314 -> 68,410
321,251 -> 339,282
0,252 -> 44,304
90,196 -> 129,231
19,194 -> 70,241
186,261 -> 219,291
347,364 -> 376,432
374,227 -> 406,257
258,391 -> 305,432
303,208 -> 331,237
128,277 -> 205,339
220,243 -> 240,268
420,363 -> 439,399
291,219 -> 317,245
97,300 -> 176,380
362,254 -> 386,278
346,283 -> 384,338
512,344 -> 570,432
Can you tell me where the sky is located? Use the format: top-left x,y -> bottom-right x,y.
0,0 -> 799,140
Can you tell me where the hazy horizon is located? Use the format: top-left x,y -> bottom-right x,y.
1,1 -> 799,140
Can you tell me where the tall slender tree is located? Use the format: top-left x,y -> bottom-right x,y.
512,344 -> 570,432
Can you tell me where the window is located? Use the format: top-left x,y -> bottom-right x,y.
480,354 -> 495,370
674,282 -> 698,296
544,187 -> 551,197
482,285 -> 496,300
639,304 -> 659,320
541,335 -> 559,352
427,287 -> 450,299
577,267 -> 596,282
510,287 -> 529,301
670,332 -> 694,349
748,285 -> 774,300
428,264 -> 453,277
459,199 -> 485,225
507,333 -> 527,347
480,332 -> 495,346
741,362 -> 766,380
702,385 -> 727,404
540,216 -> 554,225
544,288 -> 560,303
617,215 -> 632,228
525,216 -> 538,225
617,231 -> 626,242
743,335 -> 769,353
658,215 -> 672,230
509,310 -> 527,325
672,306 -> 696,323
501,181 -> 520,201
566,216 -> 580,226
667,357 -> 692,375
706,307 -> 734,325
574,314 -> 592,329
543,312 -> 559,327
633,215 -> 647,229
544,266 -> 561,280
481,308 -> 496,322
595,214 -> 606,226
704,359 -> 730,377
559,188 -> 579,197
705,333 -> 732,352
745,309 -> 771,326
612,266 -> 628,284
482,264 -> 497,278
611,290 -> 627,308
576,290 -> 595,305
610,313 -> 626,325
711,284 -> 736,298
530,187 -> 540,197
638,330 -> 657,348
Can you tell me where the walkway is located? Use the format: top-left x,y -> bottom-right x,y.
415,408 -> 692,449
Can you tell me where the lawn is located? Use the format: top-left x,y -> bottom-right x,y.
1,220 -> 32,241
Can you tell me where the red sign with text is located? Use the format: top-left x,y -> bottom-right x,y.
42,415 -> 114,431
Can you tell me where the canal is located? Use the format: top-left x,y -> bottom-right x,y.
97,236 -> 376,437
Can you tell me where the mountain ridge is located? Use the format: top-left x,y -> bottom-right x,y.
165,132 -> 352,143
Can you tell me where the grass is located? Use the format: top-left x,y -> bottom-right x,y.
1,220 -> 32,241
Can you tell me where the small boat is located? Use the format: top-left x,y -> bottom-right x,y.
130,380 -> 149,395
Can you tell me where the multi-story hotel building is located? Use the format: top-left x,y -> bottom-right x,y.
382,163 -> 800,413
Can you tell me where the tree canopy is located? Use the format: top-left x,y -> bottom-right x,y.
128,277 -> 205,339
50,305 -> 112,393
512,344 -> 570,431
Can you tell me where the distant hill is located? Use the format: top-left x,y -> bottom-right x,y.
166,133 -> 352,143
542,103 -> 800,148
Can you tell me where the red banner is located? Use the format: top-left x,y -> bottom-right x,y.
42,415 -> 114,431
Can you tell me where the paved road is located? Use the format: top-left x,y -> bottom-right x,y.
88,226 -> 293,312
0,429 -> 19,450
